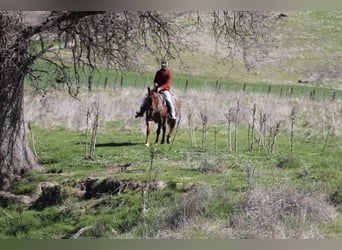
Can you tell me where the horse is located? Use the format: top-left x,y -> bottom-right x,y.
144,87 -> 181,146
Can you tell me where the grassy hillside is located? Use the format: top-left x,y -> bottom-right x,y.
262,11 -> 342,86
27,11 -> 342,92
147,11 -> 342,88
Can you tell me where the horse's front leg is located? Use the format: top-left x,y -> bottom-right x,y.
161,123 -> 166,144
155,123 -> 161,144
145,120 -> 151,147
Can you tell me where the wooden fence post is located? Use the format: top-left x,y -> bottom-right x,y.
184,79 -> 188,93
267,86 -> 271,95
243,83 -> 247,92
120,76 -> 123,88
104,77 -> 107,89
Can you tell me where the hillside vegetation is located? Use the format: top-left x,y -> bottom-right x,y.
0,11 -> 341,239
156,11 -> 342,88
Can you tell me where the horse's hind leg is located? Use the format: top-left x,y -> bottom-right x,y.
166,119 -> 176,144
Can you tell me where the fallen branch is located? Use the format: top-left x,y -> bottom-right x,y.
70,226 -> 93,239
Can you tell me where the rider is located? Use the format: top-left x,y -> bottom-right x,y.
135,60 -> 176,120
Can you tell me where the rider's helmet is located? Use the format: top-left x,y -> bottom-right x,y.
161,60 -> 169,67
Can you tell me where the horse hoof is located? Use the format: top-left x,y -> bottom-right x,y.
145,143 -> 149,147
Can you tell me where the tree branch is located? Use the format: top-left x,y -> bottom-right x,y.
22,11 -> 105,39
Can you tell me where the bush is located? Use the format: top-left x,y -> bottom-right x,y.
329,185 -> 342,211
276,155 -> 301,169
230,185 -> 336,239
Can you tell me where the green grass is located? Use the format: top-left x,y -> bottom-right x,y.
278,12 -> 342,51
1,113 -> 340,238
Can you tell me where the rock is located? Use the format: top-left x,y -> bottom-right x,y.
0,191 -> 32,207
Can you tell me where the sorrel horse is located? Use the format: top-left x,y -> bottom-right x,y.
144,87 -> 181,146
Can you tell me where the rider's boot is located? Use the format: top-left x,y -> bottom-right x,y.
135,106 -> 146,118
135,110 -> 144,118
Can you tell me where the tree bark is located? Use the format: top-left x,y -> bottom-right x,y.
0,48 -> 41,190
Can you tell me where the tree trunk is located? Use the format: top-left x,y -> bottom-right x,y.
0,52 -> 41,191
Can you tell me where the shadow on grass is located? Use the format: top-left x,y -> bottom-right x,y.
38,158 -> 61,165
96,142 -> 142,147
76,140 -> 146,148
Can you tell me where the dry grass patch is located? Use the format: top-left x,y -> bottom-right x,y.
24,88 -> 342,141
230,185 -> 337,239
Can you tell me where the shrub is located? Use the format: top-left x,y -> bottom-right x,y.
230,185 -> 336,238
329,185 -> 342,211
276,155 -> 301,169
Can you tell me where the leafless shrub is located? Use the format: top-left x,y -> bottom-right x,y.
329,185 -> 342,211
85,100 -> 100,160
257,113 -> 267,152
225,107 -> 234,152
234,101 -> 240,152
142,177 -> 337,239
187,110 -> 197,147
196,158 -> 227,174
144,183 -> 238,239
290,107 -> 296,153
321,104 -> 338,152
267,120 -> 282,154
153,185 -> 213,232
230,185 -> 337,238
224,101 -> 242,153
248,104 -> 257,151
200,108 -> 208,150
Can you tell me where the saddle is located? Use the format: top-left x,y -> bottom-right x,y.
159,91 -> 177,106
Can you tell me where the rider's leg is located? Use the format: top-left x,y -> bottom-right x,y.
163,91 -> 176,119
135,95 -> 147,118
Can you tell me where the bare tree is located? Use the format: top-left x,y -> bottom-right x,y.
208,11 -> 277,71
0,11 -> 187,190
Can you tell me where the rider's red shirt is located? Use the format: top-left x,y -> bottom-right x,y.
154,68 -> 172,91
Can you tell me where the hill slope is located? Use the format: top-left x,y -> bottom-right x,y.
151,11 -> 342,89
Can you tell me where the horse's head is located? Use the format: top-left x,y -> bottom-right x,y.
146,87 -> 160,117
